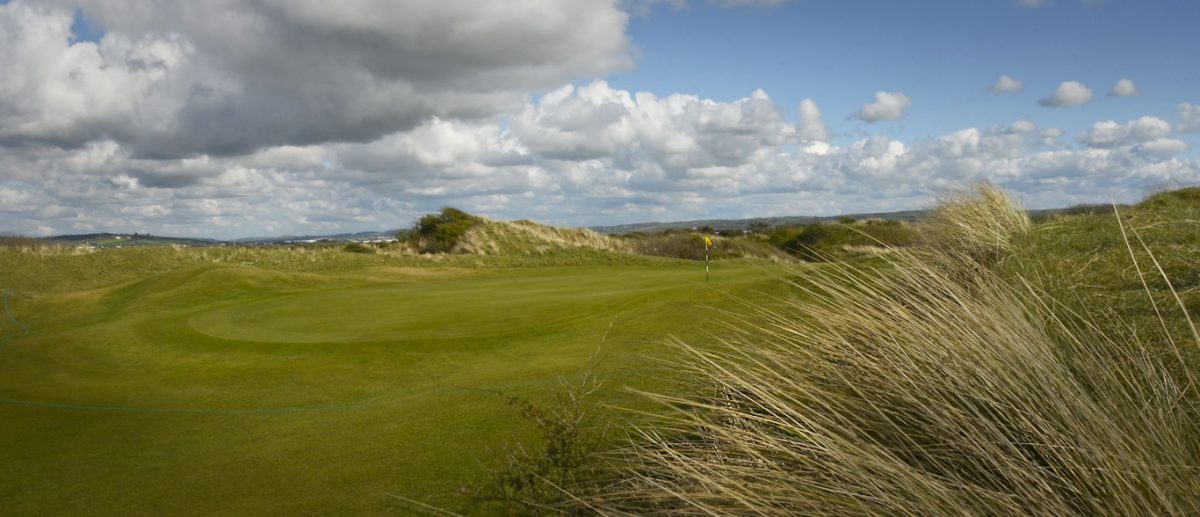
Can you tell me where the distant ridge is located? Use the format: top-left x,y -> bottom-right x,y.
588,210 -> 928,234
46,233 -> 220,248
231,230 -> 402,244
35,207 -> 1068,245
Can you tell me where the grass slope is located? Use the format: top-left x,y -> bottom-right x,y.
0,248 -> 791,515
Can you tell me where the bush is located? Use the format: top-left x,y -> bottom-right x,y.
411,207 -> 482,253
768,220 -> 915,261
341,242 -> 376,254
625,232 -> 790,262
469,356 -> 611,515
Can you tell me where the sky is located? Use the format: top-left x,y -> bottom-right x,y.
1,0 -> 1198,238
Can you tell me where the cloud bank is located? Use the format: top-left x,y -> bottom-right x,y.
0,0 -> 631,158
1,1 -> 1197,239
3,79 -> 1196,238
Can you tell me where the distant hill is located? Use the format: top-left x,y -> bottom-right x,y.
35,207 -> 1070,246
232,230 -> 402,244
48,233 -> 221,248
588,210 -> 928,235
454,218 -> 628,255
589,208 -> 1067,235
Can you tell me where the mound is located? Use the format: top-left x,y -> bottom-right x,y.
626,232 -> 792,263
454,219 -> 631,256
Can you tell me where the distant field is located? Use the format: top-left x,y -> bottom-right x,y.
0,249 -> 793,514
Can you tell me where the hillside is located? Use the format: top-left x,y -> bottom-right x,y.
454,218 -> 631,255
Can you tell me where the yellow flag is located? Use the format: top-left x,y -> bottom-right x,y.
704,235 -> 712,247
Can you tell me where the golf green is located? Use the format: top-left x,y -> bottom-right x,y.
0,258 -> 792,515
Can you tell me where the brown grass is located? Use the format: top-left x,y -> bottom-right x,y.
455,219 -> 631,255
600,188 -> 1200,516
919,184 -> 1030,266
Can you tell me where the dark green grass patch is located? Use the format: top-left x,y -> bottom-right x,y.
0,249 -> 791,515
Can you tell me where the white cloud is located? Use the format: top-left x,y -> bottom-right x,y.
1009,120 -> 1037,134
1176,103 -> 1200,133
1041,128 -> 1065,146
0,0 -> 631,158
990,74 -> 1024,94
1039,81 -> 1094,107
854,91 -> 912,122
3,80 -> 1196,239
1136,139 -> 1188,158
1077,116 -> 1172,148
796,98 -> 829,142
1109,78 -> 1140,97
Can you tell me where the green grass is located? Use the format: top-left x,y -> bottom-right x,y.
0,247 -> 792,514
1005,187 -> 1200,366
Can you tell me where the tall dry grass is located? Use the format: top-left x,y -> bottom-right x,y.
920,184 -> 1030,266
456,219 -> 630,256
0,235 -> 90,256
601,188 -> 1200,516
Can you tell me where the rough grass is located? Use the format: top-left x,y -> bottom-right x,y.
602,186 -> 1200,516
456,219 -> 631,256
0,235 -> 89,256
919,184 -> 1031,266
766,219 -> 915,261
624,232 -> 793,263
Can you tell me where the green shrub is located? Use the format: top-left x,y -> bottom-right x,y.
412,207 -> 482,253
341,242 -> 375,254
470,358 -> 611,514
625,232 -> 790,262
769,220 -> 915,261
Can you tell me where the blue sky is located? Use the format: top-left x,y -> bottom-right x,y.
1,0 -> 1198,238
612,0 -> 1199,152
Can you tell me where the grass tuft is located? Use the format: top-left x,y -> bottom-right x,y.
602,186 -> 1200,516
919,184 -> 1030,266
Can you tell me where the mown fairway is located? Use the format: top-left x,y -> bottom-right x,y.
0,251 -> 791,514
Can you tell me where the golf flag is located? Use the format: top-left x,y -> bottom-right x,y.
703,234 -> 711,283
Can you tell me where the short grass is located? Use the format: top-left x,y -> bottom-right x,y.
0,247 -> 792,515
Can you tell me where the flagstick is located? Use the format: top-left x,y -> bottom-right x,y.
705,239 -> 710,283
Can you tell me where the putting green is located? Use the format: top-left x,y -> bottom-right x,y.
189,268 -> 698,343
0,253 -> 795,515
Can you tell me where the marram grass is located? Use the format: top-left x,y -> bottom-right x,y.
602,188 -> 1200,516
920,183 -> 1031,266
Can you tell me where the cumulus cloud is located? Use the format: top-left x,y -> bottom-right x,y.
1039,81 -> 1094,107
507,82 -> 796,169
1109,78 -> 1140,97
0,0 -> 631,158
1136,138 -> 1189,158
855,91 -> 912,122
1176,103 -> 1200,133
796,98 -> 830,142
4,80 -> 1196,238
990,74 -> 1024,94
1077,116 -> 1171,148
1007,120 -> 1038,134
